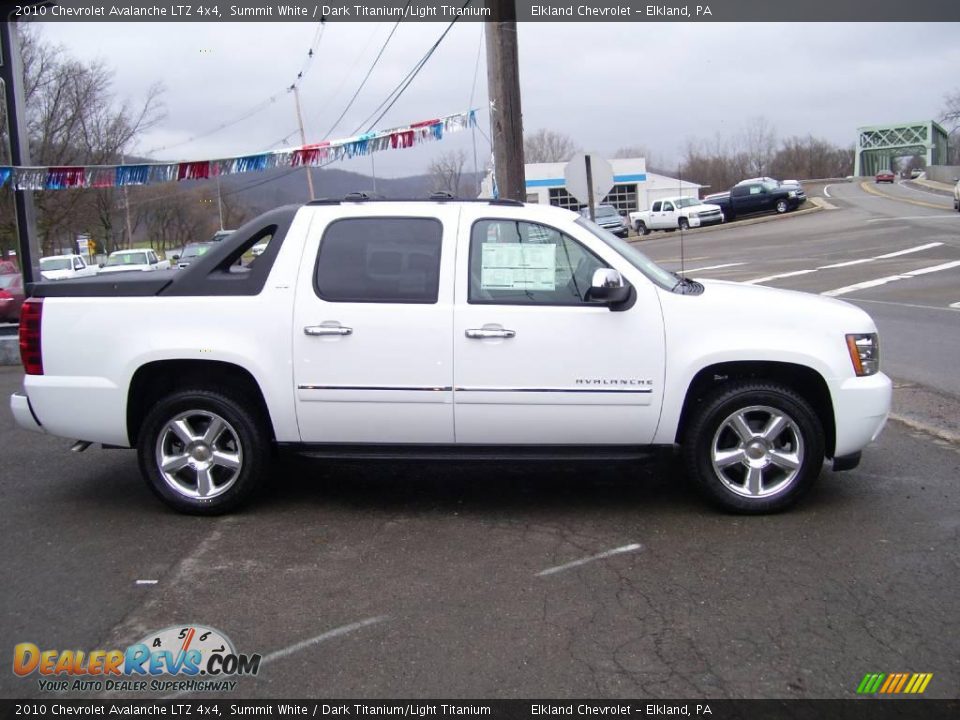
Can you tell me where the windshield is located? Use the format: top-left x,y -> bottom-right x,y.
762,181 -> 779,191
106,252 -> 147,266
0,274 -> 19,289
575,217 -> 677,290
40,258 -> 72,271
594,206 -> 619,217
182,244 -> 211,259
674,198 -> 701,208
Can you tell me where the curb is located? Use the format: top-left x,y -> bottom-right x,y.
627,202 -> 822,241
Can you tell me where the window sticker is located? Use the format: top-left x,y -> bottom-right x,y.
480,243 -> 557,291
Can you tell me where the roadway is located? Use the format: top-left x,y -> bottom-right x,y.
1,183 -> 959,701
641,179 -> 960,397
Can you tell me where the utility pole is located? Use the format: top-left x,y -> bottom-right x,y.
485,0 -> 525,201
1,18 -> 42,282
291,84 -> 316,201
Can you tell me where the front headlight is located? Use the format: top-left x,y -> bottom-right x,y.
787,190 -> 797,198
846,333 -> 880,376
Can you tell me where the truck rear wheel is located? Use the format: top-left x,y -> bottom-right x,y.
137,388 -> 270,514
682,382 -> 824,514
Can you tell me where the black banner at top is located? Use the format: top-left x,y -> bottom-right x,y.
6,0 -> 960,23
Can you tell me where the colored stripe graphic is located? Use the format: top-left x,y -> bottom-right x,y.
858,672 -> 932,694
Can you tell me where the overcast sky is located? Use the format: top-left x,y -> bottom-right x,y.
36,20 -> 960,178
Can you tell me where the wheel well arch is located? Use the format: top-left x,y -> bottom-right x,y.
126,360 -> 275,446
675,361 -> 836,457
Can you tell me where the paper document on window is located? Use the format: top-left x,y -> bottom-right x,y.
480,243 -> 556,291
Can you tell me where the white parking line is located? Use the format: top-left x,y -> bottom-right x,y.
867,216 -> 958,223
135,579 -> 158,585
950,302 -> 960,310
847,298 -> 960,313
536,543 -> 643,577
259,616 -> 389,665
823,185 -> 832,198
822,260 -> 960,297
685,262 -> 746,273
745,243 -> 944,284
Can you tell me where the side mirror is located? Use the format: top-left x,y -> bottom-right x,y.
587,268 -> 631,306
171,254 -> 180,261
98,263 -> 105,268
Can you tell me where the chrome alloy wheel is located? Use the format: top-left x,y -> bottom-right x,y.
155,410 -> 243,499
710,405 -> 804,498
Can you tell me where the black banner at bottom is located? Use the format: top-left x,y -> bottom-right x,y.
1,700 -> 958,720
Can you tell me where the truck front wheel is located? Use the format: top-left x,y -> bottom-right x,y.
137,388 -> 270,514
678,217 -> 690,230
775,199 -> 789,213
682,382 -> 824,514
635,220 -> 649,236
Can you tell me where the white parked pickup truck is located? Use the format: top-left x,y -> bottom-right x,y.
11,199 -> 891,515
629,196 -> 725,235
39,254 -> 99,281
98,249 -> 171,274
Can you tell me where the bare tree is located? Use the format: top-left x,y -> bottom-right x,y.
428,149 -> 468,196
940,89 -> 960,164
740,116 -> 777,177
0,26 -> 164,257
523,129 -> 579,163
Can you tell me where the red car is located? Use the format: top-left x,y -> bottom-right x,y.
875,169 -> 896,183
0,273 -> 24,322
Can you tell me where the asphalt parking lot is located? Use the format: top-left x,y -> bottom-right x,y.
2,365 -> 958,700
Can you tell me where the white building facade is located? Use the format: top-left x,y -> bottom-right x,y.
484,158 -> 702,213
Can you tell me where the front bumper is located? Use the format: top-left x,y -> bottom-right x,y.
691,214 -> 724,228
832,372 -> 892,458
599,223 -> 628,237
10,392 -> 44,434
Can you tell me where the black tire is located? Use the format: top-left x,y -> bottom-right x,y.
636,221 -> 649,236
137,387 -> 270,515
682,382 -> 824,514
678,217 -> 690,230
775,199 -> 789,214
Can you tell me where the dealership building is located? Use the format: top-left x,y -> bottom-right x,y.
482,158 -> 702,213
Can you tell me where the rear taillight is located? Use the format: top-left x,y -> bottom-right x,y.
19,298 -> 43,375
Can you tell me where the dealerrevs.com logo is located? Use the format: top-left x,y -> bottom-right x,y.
13,625 -> 261,693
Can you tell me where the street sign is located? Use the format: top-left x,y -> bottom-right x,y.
563,152 -> 614,205
76,234 -> 91,257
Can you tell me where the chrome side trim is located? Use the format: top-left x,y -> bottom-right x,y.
298,385 -> 454,391
453,387 -> 653,394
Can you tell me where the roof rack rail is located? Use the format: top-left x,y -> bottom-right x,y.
306,196 -> 525,207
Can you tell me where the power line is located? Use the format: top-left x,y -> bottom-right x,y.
321,4 -> 410,141
144,21 -> 327,158
352,0 -> 471,136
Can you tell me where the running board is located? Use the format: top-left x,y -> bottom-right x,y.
284,443 -> 674,462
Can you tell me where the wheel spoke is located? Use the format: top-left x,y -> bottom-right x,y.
761,413 -> 787,441
196,467 -> 214,497
161,453 -> 191,473
714,448 -> 747,468
745,466 -> 763,496
203,417 -> 226,445
211,451 -> 240,470
170,419 -> 197,445
730,413 -> 755,443
769,450 -> 800,471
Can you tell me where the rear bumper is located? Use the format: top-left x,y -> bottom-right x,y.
831,372 -> 892,458
10,392 -> 44,434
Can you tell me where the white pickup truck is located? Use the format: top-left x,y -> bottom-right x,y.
629,196 -> 725,235
39,254 -> 99,281
11,199 -> 891,515
98,249 -> 171,274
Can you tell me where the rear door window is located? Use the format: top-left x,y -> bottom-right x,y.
314,217 -> 442,303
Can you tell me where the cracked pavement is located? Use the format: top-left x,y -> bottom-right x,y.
1,365 -> 957,700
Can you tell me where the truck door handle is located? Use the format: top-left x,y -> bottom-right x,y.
304,324 -> 353,336
465,328 -> 516,339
